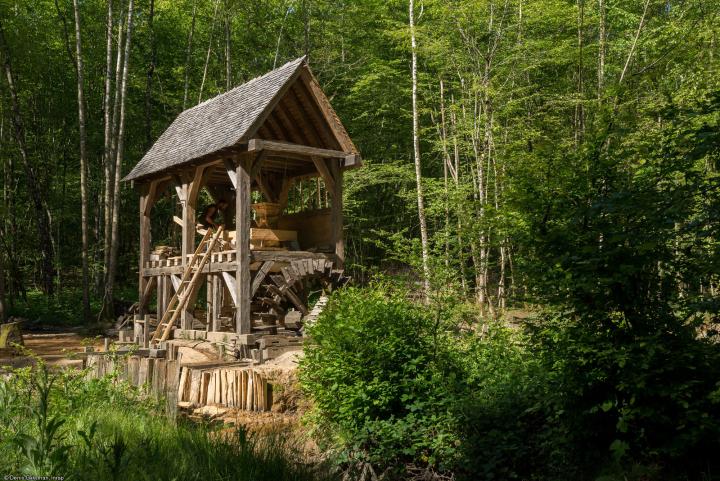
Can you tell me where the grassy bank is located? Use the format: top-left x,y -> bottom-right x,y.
0,363 -> 333,481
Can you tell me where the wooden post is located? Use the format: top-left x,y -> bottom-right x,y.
143,314 -> 150,348
179,166 -> 205,329
212,274 -> 222,332
236,159 -> 251,334
329,158 -> 344,268
139,181 -> 158,315
206,274 -> 213,331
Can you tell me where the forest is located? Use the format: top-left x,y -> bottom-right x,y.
0,0 -> 719,479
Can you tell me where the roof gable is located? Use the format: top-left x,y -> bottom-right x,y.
124,57 -> 307,182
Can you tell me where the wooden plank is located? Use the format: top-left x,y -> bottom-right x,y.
250,228 -> 297,242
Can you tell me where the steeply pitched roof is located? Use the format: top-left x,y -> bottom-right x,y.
124,57 -> 307,182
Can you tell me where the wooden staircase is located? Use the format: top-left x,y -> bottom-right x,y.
152,226 -> 224,344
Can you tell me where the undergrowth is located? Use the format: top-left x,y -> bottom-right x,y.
0,362 -> 334,481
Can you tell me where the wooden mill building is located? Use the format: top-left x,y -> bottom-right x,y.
123,57 -> 359,351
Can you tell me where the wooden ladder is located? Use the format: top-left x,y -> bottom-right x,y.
152,226 -> 224,344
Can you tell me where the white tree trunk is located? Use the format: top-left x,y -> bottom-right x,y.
100,0 -> 114,294
182,0 -> 197,110
72,0 -> 91,322
105,0 -> 134,317
409,0 -> 430,298
597,0 -> 606,97
104,5 -> 124,291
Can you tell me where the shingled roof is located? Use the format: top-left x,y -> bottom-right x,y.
124,57 -> 308,182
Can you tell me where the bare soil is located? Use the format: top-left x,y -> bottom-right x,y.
0,332 -> 104,369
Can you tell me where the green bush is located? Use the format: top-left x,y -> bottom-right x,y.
300,285 -> 553,479
300,286 -> 463,474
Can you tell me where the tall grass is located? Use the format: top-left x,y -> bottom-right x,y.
0,363 -> 334,480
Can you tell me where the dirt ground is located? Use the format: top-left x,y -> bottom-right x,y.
0,332 -> 104,369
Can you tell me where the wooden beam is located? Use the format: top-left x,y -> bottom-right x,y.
282,89 -> 323,147
251,261 -> 273,296
329,158 -> 344,268
138,276 -> 157,314
255,172 -> 276,203
139,180 -> 160,315
312,156 -> 336,192
236,163 -> 251,334
212,274 -> 222,332
291,81 -> 341,150
224,158 -> 237,189
241,62 -> 305,144
222,272 -> 238,306
299,67 -> 358,153
264,111 -> 293,142
272,103 -> 308,145
181,165 -> 206,329
249,150 -> 267,180
277,177 -> 295,212
278,93 -> 323,147
248,138 -> 350,160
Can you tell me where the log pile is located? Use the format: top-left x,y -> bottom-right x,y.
177,364 -> 272,411
85,353 -> 274,412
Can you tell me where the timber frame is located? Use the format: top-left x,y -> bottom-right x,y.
126,58 -> 358,345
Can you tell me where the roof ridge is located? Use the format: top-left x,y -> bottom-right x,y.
181,56 -> 306,116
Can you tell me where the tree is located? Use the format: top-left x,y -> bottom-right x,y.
409,0 -> 430,298
105,0 -> 134,318
72,0 -> 91,322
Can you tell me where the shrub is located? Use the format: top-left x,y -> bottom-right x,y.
300,286 -> 463,475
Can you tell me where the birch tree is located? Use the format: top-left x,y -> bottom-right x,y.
105,0 -> 134,317
409,0 -> 430,298
72,0 -> 91,322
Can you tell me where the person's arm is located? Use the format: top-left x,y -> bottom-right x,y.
205,206 -> 217,227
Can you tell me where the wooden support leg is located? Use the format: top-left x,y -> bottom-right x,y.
329,158 -> 344,268
206,274 -> 213,331
212,274 -> 222,332
236,161 -> 251,334
143,314 -> 150,348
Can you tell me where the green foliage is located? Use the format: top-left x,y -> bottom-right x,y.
301,285 -> 720,480
301,285 -> 558,479
8,288 -> 104,325
0,363 -> 335,481
300,286 -> 461,473
529,313 -> 720,477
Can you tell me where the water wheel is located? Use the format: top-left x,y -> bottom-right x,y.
251,258 -> 349,333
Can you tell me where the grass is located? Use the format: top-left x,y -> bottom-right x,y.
0,363 -> 335,480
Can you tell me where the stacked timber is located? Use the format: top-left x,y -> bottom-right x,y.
251,335 -> 303,362
176,364 -> 272,411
